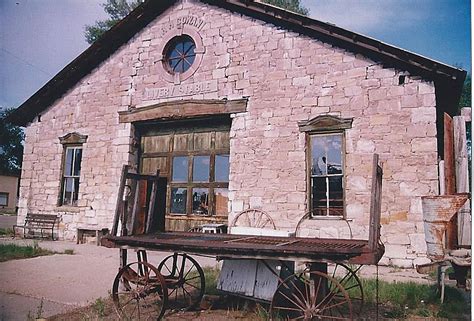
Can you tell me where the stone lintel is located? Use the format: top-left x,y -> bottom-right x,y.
118,99 -> 248,123
298,114 -> 353,133
59,132 -> 88,145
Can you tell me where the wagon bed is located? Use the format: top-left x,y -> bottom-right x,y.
101,231 -> 384,265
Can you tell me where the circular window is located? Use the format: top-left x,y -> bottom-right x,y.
163,35 -> 196,74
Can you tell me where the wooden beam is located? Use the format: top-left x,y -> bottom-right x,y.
443,113 -> 457,249
453,116 -> 471,246
118,99 -> 248,123
443,113 -> 455,194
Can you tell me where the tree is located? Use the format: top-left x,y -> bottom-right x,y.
85,0 -> 309,44
85,0 -> 143,44
459,74 -> 471,109
262,0 -> 309,15
0,108 -> 24,174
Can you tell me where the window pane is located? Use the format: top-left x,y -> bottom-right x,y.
328,176 -> 343,216
214,188 -> 228,216
192,188 -> 209,215
73,148 -> 82,176
65,149 -> 74,176
311,177 -> 328,216
170,188 -> 187,214
63,177 -> 74,205
311,134 -> 343,176
0,193 -> 8,206
215,155 -> 229,182
172,156 -> 188,182
193,156 -> 209,182
73,178 -> 80,203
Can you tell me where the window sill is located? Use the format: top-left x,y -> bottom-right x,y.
310,216 -> 352,221
54,206 -> 86,213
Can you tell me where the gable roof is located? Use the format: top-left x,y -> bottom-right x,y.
8,0 -> 466,126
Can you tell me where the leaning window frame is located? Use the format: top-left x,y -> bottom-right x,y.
307,131 -> 346,219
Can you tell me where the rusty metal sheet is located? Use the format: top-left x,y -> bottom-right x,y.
101,231 -> 383,265
421,194 -> 469,260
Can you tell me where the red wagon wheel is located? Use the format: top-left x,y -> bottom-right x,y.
112,261 -> 168,320
270,271 -> 353,320
230,209 -> 276,229
157,253 -> 205,311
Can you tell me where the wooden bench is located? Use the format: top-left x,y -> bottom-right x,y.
13,214 -> 59,240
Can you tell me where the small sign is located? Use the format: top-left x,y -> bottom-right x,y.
158,15 -> 205,36
144,80 -> 218,100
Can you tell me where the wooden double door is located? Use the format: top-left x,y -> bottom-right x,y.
137,118 -> 231,231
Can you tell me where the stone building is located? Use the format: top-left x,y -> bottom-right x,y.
8,0 -> 466,267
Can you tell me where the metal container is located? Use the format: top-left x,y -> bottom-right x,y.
421,194 -> 469,260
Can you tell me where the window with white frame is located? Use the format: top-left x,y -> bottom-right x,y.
298,115 -> 352,218
309,133 -> 344,217
61,146 -> 82,206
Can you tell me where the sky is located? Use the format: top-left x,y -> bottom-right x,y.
0,0 -> 471,110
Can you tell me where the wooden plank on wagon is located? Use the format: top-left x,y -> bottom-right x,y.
444,113 -> 455,195
444,113 -> 457,249
453,116 -> 471,246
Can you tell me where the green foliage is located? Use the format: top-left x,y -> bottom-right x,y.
0,108 -> 24,174
459,74 -> 471,108
362,278 -> 470,319
0,243 -> 54,262
93,298 -> 106,317
0,228 -> 14,236
84,0 -> 143,44
85,0 -> 310,44
262,0 -> 309,15
203,266 -> 220,295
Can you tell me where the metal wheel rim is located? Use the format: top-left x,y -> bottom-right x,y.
230,209 -> 276,229
270,271 -> 353,320
330,264 -> 364,316
157,253 -> 205,311
112,261 -> 168,320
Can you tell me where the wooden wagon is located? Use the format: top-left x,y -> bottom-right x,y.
101,154 -> 384,320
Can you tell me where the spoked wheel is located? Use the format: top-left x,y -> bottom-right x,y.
112,261 -> 168,320
157,253 -> 205,311
230,209 -> 276,229
270,271 -> 353,320
329,264 -> 364,316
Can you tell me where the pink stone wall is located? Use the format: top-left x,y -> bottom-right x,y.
18,0 -> 437,266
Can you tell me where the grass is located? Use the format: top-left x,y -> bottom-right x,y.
203,266 -> 220,295
0,242 -> 55,262
0,227 -> 14,236
0,242 -> 75,262
361,278 -> 470,319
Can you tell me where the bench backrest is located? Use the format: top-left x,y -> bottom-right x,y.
25,214 -> 58,226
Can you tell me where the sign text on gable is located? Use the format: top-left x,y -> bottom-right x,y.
144,80 -> 218,100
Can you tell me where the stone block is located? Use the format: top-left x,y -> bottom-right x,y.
413,257 -> 431,266
384,244 -> 407,259
292,76 -> 311,86
390,258 -> 413,268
